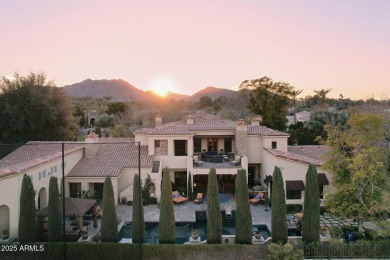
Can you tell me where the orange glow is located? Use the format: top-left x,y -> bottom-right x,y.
149,79 -> 175,97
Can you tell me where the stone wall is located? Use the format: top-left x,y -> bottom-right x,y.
154,140 -> 168,156
235,119 -> 248,156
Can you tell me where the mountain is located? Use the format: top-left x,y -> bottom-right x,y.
63,79 -> 148,101
187,86 -> 239,101
63,79 -> 239,101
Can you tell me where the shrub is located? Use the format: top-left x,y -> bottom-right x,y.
235,169 -> 252,244
142,174 -> 157,205
132,174 -> 145,243
286,204 -> 303,214
329,226 -> 344,239
207,168 -> 222,244
268,242 -> 303,260
271,167 -> 287,244
101,176 -> 118,242
302,164 -> 320,243
159,167 -> 175,244
18,174 -> 38,242
48,176 -> 62,242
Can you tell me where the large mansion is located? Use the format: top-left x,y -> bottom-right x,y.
0,112 -> 330,238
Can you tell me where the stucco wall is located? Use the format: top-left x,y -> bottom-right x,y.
0,149 -> 83,237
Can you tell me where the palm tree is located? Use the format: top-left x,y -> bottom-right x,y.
314,88 -> 332,107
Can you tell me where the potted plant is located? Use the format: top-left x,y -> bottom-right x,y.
80,230 -> 88,240
254,230 -> 262,239
121,196 -> 127,205
1,229 -> 9,240
191,230 -> 199,240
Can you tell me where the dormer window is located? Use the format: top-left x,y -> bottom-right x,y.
272,141 -> 277,149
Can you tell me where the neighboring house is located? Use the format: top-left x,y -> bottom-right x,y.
294,110 -> 311,123
0,112 -> 331,238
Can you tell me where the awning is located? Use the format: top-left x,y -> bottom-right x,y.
286,180 -> 305,190
318,173 -> 329,185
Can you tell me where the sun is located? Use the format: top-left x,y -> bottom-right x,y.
149,79 -> 175,97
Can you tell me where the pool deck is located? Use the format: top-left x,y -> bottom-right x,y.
116,196 -> 273,231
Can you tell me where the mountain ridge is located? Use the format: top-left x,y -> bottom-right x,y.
63,79 -> 239,101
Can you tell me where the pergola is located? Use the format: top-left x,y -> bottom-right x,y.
37,197 -> 98,233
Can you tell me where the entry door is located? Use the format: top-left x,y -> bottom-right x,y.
207,138 -> 217,151
94,183 -> 104,199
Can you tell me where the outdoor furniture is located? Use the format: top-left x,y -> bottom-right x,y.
172,191 -> 188,204
194,193 -> 203,204
193,156 -> 203,166
249,192 -> 265,205
231,155 -> 241,166
201,151 -> 224,163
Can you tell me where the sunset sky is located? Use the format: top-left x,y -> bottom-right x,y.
1,0 -> 389,100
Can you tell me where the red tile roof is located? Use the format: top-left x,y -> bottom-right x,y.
0,142 -> 84,179
264,145 -> 329,166
0,138 -> 152,179
67,143 -> 153,178
134,115 -> 289,136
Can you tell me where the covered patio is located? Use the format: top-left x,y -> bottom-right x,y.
37,197 -> 98,238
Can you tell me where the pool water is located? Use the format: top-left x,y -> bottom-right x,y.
117,210 -> 271,244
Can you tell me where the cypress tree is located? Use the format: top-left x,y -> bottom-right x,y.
159,167 -> 175,243
132,174 -> 145,243
18,174 -> 38,242
48,176 -> 62,242
187,172 -> 193,201
271,166 -> 288,244
302,164 -> 320,243
101,176 -> 118,242
235,169 -> 253,244
207,168 -> 222,244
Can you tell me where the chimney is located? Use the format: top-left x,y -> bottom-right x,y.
85,131 -> 99,158
251,115 -> 262,125
155,115 -> 162,127
235,119 -> 248,156
186,115 -> 194,125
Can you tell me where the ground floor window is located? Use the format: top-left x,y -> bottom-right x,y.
286,190 -> 301,200
69,183 -> 81,198
175,171 -> 187,187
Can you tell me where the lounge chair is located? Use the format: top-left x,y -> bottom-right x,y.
249,192 -> 265,205
172,191 -> 188,204
193,193 -> 203,204
231,155 -> 241,166
193,156 -> 203,166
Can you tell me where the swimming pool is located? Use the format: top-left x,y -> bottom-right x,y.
117,210 -> 271,244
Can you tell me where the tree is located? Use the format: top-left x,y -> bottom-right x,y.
48,176 -> 62,242
322,113 -> 390,232
290,89 -> 303,112
271,166 -> 288,244
314,88 -> 332,107
110,124 -> 130,137
107,102 -> 128,116
187,172 -> 193,201
96,113 -> 116,128
73,105 -> 86,127
142,174 -> 156,205
18,174 -> 38,242
239,77 -> 293,131
101,176 -> 118,242
197,96 -> 213,109
235,169 -> 252,244
207,168 -> 222,244
0,72 -> 78,144
132,174 -> 145,243
159,167 -> 175,243
302,164 -> 320,243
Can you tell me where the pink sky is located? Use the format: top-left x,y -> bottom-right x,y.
1,0 -> 389,100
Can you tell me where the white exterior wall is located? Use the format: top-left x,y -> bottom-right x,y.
262,136 -> 288,152
262,149 -> 331,206
247,136 -> 262,163
135,133 -> 148,146
0,149 -> 83,238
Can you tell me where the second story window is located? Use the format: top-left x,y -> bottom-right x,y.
155,140 -> 160,148
272,141 -> 277,149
